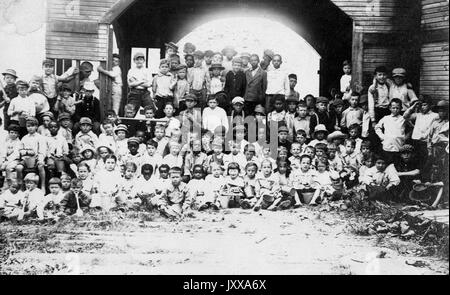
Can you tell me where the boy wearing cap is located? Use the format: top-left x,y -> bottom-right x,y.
260,49 -> 275,71
0,124 -> 23,187
74,117 -> 99,150
244,54 -> 267,116
179,94 -> 202,141
188,51 -> 210,109
428,100 -> 449,157
8,80 -> 35,137
28,75 -> 50,117
46,121 -> 70,175
368,66 -> 390,123
55,84 -> 78,117
222,46 -> 238,74
310,96 -> 336,136
224,57 -> 247,112
152,59 -> 175,118
388,68 -> 418,111
171,64 -> 190,111
1,69 -> 18,129
240,52 -> 251,72
17,117 -> 47,191
74,82 -> 101,135
229,96 -> 246,127
57,112 -> 73,145
97,54 -> 123,115
41,59 -> 69,110
404,95 -> 439,169
165,42 -> 179,59
127,52 -> 153,114
209,63 -> 225,95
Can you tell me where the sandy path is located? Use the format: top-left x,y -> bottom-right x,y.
1,208 -> 448,275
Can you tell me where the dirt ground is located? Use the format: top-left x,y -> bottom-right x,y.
0,206 -> 448,275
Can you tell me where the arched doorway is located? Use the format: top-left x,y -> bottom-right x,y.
177,17 -> 321,97
110,0 -> 353,97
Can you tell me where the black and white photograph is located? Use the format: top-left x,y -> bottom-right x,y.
0,0 -> 448,278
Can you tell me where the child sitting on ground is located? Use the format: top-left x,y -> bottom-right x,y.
133,164 -> 156,209
59,178 -> 91,216
153,167 -> 193,219
241,162 -> 259,209
290,155 -> 319,205
18,173 -> 45,221
218,162 -> 245,208
43,177 -> 65,216
274,159 -> 302,209
204,163 -> 224,210
0,181 -> 24,221
90,155 -> 121,211
186,165 -> 208,211
253,159 -> 282,211
361,154 -> 400,201
116,162 -> 141,210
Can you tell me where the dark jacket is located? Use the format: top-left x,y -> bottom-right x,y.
74,96 -> 101,123
60,191 -> 91,214
244,67 -> 267,103
224,71 -> 247,102
310,110 -> 337,136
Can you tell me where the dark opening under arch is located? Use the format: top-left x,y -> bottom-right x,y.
110,0 -> 353,97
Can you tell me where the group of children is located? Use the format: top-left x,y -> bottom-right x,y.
0,42 -> 448,222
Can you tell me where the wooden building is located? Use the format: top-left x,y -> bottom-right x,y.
46,0 -> 448,117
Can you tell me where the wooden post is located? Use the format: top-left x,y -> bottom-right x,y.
352,25 -> 364,90
74,60 -> 81,93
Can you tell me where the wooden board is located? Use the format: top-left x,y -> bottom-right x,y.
408,210 -> 449,225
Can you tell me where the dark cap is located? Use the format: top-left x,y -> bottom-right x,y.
316,97 -> 329,104
42,59 -> 55,67
58,112 -> 71,121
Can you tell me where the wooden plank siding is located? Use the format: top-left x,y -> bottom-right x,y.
420,0 -> 449,102
46,0 -> 116,61
331,0 -> 419,32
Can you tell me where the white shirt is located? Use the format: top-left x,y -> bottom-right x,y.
265,67 -> 289,95
340,74 -> 352,93
202,107 -> 229,133
29,92 -> 50,114
375,114 -> 406,152
411,111 -> 439,141
210,77 -> 223,95
127,67 -> 152,90
7,95 -> 36,121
